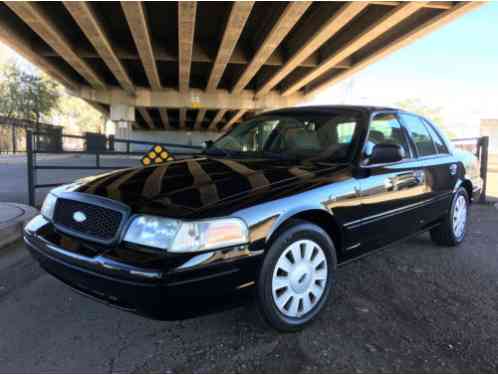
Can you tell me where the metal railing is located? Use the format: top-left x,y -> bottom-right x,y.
451,136 -> 489,203
26,130 -> 202,206
25,131 -> 491,207
0,116 -> 61,154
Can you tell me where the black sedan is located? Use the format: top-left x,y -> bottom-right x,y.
24,106 -> 482,331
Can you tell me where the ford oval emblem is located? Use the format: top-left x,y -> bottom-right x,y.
73,211 -> 87,223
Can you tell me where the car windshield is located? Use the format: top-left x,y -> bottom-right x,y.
206,112 -> 361,162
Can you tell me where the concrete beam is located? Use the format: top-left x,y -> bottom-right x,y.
283,2 -> 427,96
208,110 -> 228,131
256,2 -> 368,97
207,2 -> 254,90
192,2 -> 253,130
5,2 -> 105,89
178,2 -> 197,92
369,1 -> 453,10
159,108 -> 170,129
73,86 -> 303,111
121,2 -> 162,89
0,15 -> 79,90
305,1 -> 484,99
137,107 -> 155,129
232,2 -> 312,93
64,2 -> 134,94
194,109 -> 207,130
35,42 -> 335,69
179,108 -> 187,129
222,110 -> 248,132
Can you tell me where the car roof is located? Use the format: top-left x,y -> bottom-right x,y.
261,105 -> 404,116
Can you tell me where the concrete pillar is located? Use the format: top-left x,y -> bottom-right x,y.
110,104 -> 135,152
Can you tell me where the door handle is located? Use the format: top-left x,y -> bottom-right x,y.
414,170 -> 425,183
385,171 -> 424,191
449,164 -> 458,176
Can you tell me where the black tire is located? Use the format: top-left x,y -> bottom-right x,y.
255,220 -> 337,332
430,187 -> 469,247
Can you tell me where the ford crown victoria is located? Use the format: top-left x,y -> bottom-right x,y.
24,106 -> 482,331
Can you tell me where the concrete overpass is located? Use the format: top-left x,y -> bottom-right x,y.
0,1 -> 481,141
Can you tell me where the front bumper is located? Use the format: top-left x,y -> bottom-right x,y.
24,216 -> 263,320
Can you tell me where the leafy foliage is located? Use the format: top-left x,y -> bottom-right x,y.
0,61 -> 106,134
0,62 -> 59,123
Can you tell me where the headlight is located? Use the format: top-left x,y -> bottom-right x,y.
124,216 -> 180,250
40,193 -> 57,220
123,216 -> 248,253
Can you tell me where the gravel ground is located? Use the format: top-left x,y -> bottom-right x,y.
0,204 -> 497,373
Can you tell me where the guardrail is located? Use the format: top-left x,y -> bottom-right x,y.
451,136 -> 489,203
26,130 -> 202,206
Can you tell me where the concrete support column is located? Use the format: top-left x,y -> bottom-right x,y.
110,104 -> 135,151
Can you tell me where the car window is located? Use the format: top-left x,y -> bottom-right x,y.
365,113 -> 409,158
423,119 -> 449,154
220,119 -> 278,152
210,113 -> 361,162
400,114 -> 437,157
337,122 -> 356,144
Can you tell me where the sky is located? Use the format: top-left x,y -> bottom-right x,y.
1,1 -> 497,137
308,1 -> 498,137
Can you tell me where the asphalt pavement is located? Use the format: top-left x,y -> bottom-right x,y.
0,204 -> 497,373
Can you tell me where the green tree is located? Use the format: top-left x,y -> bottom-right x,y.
0,62 -> 59,123
0,61 -> 106,134
56,93 -> 107,134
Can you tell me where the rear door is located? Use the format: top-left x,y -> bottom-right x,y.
398,113 -> 458,224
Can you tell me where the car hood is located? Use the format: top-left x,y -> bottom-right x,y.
74,157 -> 347,219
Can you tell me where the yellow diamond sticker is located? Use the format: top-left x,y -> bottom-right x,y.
141,144 -> 175,166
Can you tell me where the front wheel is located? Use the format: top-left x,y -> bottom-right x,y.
256,220 -> 337,332
430,187 -> 469,246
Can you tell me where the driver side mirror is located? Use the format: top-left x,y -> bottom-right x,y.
368,144 -> 404,165
203,140 -> 214,149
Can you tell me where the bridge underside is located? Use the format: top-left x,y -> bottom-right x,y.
0,1 -> 480,132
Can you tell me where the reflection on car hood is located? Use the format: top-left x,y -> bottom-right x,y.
74,157 -> 347,218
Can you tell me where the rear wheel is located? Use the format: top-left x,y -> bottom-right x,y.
256,220 -> 336,332
430,187 -> 469,246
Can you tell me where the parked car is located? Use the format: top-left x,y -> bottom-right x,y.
24,106 -> 482,331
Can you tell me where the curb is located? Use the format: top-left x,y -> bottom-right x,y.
0,203 -> 39,249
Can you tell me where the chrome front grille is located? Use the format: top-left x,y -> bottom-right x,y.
53,198 -> 124,244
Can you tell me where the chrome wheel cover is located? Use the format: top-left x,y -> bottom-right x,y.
271,239 -> 328,318
453,195 -> 467,238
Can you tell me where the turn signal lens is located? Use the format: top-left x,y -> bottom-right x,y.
40,193 -> 58,220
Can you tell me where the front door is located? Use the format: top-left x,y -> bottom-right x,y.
344,112 -> 429,253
